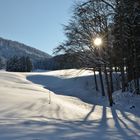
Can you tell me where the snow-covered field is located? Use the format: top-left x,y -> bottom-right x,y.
0,69 -> 140,140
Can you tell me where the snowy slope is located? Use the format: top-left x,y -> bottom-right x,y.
0,37 -> 51,64
0,69 -> 140,140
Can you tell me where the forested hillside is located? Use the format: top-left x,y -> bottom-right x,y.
0,37 -> 51,69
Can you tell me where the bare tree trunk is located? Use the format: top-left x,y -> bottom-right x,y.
121,64 -> 126,92
136,79 -> 140,94
115,66 -> 117,73
93,68 -> 99,91
134,46 -> 140,94
99,67 -> 105,96
119,0 -> 126,93
109,65 -> 114,93
134,65 -> 140,94
104,65 -> 114,106
114,66 -> 120,90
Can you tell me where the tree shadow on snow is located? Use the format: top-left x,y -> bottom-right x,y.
0,112 -> 139,140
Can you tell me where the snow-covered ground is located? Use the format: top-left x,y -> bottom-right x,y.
0,69 -> 140,140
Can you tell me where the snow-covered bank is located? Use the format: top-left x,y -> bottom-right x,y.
0,70 -> 140,140
27,69 -> 139,112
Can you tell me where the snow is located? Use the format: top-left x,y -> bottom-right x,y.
0,69 -> 140,140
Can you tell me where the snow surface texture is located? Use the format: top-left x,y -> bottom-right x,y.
0,69 -> 140,140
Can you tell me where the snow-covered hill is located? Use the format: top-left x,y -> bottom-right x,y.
0,37 -> 51,66
0,69 -> 140,140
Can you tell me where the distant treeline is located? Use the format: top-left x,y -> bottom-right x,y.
6,56 -> 32,72
0,54 -> 82,71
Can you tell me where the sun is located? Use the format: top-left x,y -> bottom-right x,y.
93,37 -> 102,46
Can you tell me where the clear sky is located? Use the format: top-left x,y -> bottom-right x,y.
0,0 -> 76,55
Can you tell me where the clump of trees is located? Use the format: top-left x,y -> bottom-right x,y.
47,53 -> 84,70
0,57 -> 5,69
54,0 -> 140,106
6,56 -> 32,72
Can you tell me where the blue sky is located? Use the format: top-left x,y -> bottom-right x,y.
0,0 -> 76,55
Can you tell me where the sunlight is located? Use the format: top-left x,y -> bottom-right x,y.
93,37 -> 102,46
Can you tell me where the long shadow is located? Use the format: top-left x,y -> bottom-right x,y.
84,105 -> 107,126
0,118 -> 109,140
84,105 -> 96,121
119,110 -> 140,132
99,106 -> 108,127
0,107 -> 139,140
111,109 -> 130,139
111,108 -> 140,140
93,106 -> 110,140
